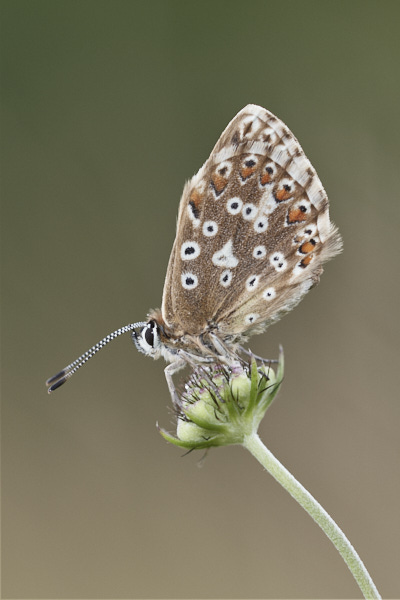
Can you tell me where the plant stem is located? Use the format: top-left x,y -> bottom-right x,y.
242,432 -> 381,599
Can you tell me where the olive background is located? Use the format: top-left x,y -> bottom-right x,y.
2,1 -> 399,598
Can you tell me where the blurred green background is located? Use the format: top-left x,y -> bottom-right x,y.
2,1 -> 399,598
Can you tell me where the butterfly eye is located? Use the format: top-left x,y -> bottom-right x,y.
133,320 -> 162,357
144,321 -> 158,347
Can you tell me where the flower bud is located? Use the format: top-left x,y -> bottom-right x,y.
158,349 -> 284,450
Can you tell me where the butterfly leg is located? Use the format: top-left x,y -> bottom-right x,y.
164,358 -> 186,407
209,333 -> 243,365
238,345 -> 279,364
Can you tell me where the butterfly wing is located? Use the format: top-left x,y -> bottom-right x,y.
161,104 -> 342,340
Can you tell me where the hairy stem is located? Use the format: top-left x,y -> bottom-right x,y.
242,432 -> 380,599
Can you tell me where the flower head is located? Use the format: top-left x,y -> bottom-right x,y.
158,349 -> 284,450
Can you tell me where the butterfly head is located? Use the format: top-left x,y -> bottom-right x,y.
132,311 -> 180,363
132,319 -> 162,358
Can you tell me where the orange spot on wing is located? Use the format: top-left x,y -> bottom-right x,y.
260,172 -> 271,185
287,207 -> 307,223
275,188 -> 292,202
299,240 -> 316,254
211,174 -> 228,194
300,254 -> 313,267
190,189 -> 203,208
240,165 -> 257,180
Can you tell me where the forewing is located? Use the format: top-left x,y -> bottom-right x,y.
161,104 -> 342,338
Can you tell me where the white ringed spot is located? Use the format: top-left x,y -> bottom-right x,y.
180,241 -> 201,260
226,197 -> 243,215
254,216 -> 269,233
242,203 -> 257,221
253,245 -> 266,259
269,252 -> 287,272
181,272 -> 198,290
202,220 -> 218,237
244,313 -> 259,325
246,275 -> 260,291
220,269 -> 233,287
263,287 -> 276,301
216,160 -> 233,178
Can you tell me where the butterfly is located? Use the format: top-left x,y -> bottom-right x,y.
46,104 -> 342,402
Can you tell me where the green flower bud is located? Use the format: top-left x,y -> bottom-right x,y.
176,419 -> 211,444
158,349 -> 284,450
230,369 -> 252,401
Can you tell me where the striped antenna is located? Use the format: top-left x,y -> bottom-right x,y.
46,322 -> 147,393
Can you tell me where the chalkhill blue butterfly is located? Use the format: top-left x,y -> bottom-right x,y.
46,105 -> 342,402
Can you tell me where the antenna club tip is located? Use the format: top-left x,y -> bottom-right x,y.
46,377 -> 68,393
46,369 -> 67,387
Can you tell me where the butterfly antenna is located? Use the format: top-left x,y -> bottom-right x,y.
45,322 -> 147,394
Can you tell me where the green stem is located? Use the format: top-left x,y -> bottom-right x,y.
242,432 -> 381,599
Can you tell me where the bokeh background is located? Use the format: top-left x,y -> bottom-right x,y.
2,1 -> 399,598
